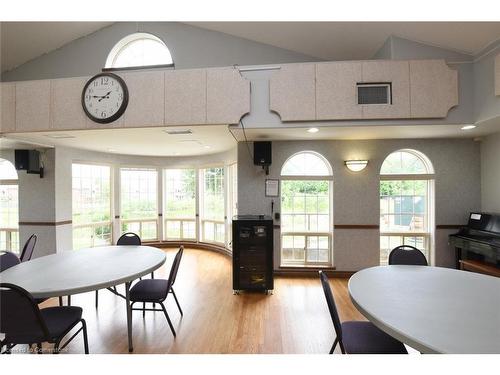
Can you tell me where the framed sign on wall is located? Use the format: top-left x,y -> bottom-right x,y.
265,179 -> 279,197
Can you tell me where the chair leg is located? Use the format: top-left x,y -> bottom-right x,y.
339,341 -> 346,354
143,302 -> 146,318
58,296 -> 63,306
159,302 -> 176,337
95,290 -> 99,308
329,337 -> 338,354
81,319 -> 89,354
171,288 -> 183,316
67,295 -> 71,306
151,272 -> 154,279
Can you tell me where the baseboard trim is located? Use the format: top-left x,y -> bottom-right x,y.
147,241 -> 232,258
274,268 -> 354,278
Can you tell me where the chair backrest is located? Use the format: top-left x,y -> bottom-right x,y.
388,245 -> 428,266
0,251 -> 21,272
117,232 -> 142,246
0,283 -> 50,341
167,246 -> 184,290
20,234 -> 38,262
319,271 -> 343,341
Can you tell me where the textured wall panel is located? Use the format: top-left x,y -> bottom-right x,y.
495,53 -> 500,96
361,60 -> 411,119
122,71 -> 164,128
15,80 -> 51,132
269,63 -> 316,121
316,61 -> 363,120
0,83 -> 16,133
207,68 -> 250,124
409,60 -> 458,118
51,77 -> 88,130
165,69 -> 206,125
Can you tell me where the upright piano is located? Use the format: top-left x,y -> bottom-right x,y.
449,212 -> 500,274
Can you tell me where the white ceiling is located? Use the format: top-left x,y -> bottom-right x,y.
230,120 -> 500,142
4,119 -> 500,157
187,22 -> 500,60
2,22 -> 500,74
2,125 -> 237,156
1,22 -> 113,72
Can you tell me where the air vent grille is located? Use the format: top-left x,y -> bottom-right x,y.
357,83 -> 392,105
164,129 -> 192,135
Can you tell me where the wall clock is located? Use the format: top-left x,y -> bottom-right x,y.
82,72 -> 129,123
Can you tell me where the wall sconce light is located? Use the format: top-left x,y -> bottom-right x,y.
344,160 -> 368,172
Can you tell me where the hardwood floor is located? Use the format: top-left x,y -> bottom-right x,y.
36,248 -> 365,354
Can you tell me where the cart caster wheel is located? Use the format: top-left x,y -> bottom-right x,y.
233,290 -> 240,295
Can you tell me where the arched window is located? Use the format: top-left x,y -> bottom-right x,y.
0,158 -> 19,253
105,32 -> 173,69
380,149 -> 434,265
280,151 -> 333,267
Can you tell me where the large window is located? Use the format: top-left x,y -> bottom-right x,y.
105,32 -> 173,69
0,159 -> 19,253
120,168 -> 158,240
164,169 -> 196,240
280,152 -> 333,266
380,150 -> 434,265
72,163 -> 112,250
201,167 -> 225,244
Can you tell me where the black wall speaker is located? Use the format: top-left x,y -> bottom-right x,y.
15,149 -> 42,176
253,141 -> 272,166
14,150 -> 30,170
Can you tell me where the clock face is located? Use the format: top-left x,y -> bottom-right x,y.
82,73 -> 129,123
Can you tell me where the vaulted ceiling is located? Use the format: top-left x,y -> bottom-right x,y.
2,21 -> 500,74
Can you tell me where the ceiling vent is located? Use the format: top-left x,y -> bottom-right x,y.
163,129 -> 192,135
357,83 -> 392,105
44,134 -> 76,139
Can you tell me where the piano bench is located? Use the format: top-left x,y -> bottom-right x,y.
459,260 -> 500,278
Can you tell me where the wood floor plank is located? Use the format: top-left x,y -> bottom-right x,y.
34,248 -> 365,354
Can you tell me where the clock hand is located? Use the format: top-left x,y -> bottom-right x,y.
98,91 -> 113,102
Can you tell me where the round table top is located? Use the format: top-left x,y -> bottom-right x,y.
348,265 -> 500,354
0,246 -> 166,298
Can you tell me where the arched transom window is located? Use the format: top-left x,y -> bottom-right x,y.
380,149 -> 434,265
0,158 -> 19,253
280,151 -> 333,267
105,32 -> 173,69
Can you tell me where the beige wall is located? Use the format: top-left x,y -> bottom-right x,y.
481,132 -> 500,213
237,139 -> 481,271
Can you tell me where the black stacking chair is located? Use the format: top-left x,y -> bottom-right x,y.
129,246 -> 184,337
19,234 -> 37,262
319,271 -> 407,354
117,232 -> 153,279
117,232 -> 142,246
94,232 -> 145,308
388,245 -> 428,266
0,251 -> 21,272
0,283 -> 89,354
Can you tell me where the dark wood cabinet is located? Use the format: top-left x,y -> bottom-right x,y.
232,215 -> 274,294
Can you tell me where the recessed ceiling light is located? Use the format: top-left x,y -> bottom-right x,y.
461,125 -> 477,130
174,152 -> 180,156
204,145 -> 211,149
44,134 -> 76,139
107,148 -> 117,152
307,127 -> 319,133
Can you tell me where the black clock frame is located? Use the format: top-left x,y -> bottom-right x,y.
81,72 -> 129,124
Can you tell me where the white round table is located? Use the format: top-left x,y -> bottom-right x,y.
348,265 -> 500,354
0,245 -> 166,352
